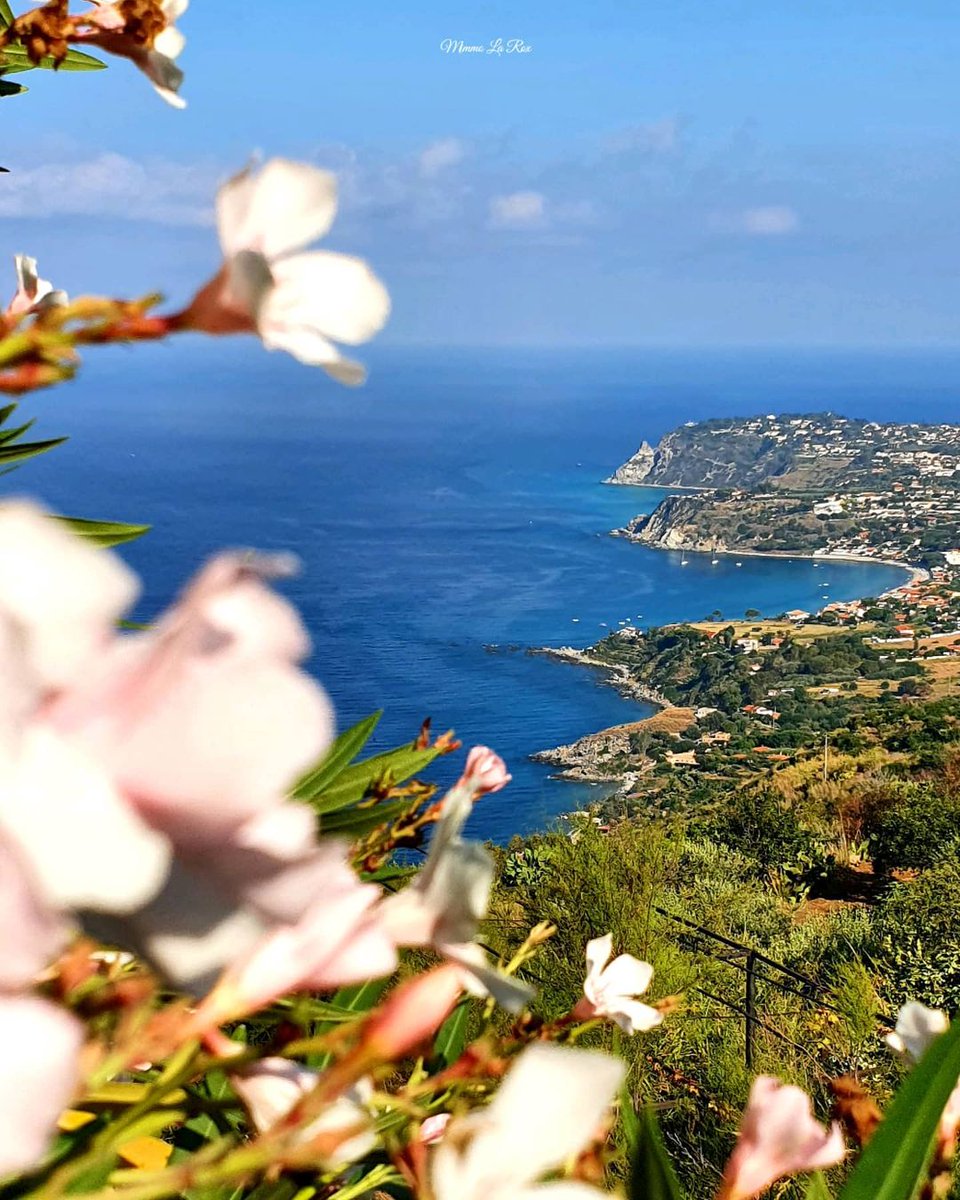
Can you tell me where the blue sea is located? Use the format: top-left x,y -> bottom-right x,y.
16,344 -> 960,840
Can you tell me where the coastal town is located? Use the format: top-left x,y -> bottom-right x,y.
536,414 -> 960,809
609,413 -> 960,565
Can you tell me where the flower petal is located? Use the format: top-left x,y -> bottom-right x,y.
584,933 -> 613,986
218,160 -> 338,261
0,996 -> 83,1177
264,251 -> 390,345
433,1044 -> 623,1200
598,953 -> 654,1000
609,998 -> 664,1035
1,727 -> 171,914
0,500 -> 138,692
0,830 -> 66,989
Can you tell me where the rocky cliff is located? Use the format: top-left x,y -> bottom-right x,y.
604,440 -> 655,485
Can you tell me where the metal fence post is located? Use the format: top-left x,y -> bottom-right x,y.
745,950 -> 757,1069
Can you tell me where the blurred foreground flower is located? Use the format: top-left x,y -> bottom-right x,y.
232,1060 -> 376,1165
0,500 -> 397,998
380,745 -> 532,1011
430,1042 -> 624,1200
573,932 -> 662,1034
177,159 -> 390,384
0,995 -> 83,1177
886,1000 -> 950,1062
719,1076 -> 845,1200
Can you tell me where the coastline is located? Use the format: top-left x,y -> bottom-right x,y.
531,646 -> 671,711
615,534 -> 926,601
531,543 -> 927,789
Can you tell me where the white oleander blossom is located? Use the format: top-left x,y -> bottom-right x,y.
430,1043 -> 624,1200
886,1000 -> 950,1062
78,0 -> 188,108
5,255 -> 67,317
577,932 -> 662,1034
181,158 -> 390,385
379,747 -> 533,1013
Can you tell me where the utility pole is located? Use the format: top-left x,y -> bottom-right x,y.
823,732 -> 829,783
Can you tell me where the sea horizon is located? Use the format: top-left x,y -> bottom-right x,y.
13,342 -> 951,841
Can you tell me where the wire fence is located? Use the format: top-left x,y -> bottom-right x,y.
654,906 -> 893,1072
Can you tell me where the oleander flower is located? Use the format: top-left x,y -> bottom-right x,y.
884,1002 -> 960,1149
574,932 -> 662,1034
0,830 -> 67,991
5,255 -> 67,317
430,1042 -> 624,1200
179,158 -> 390,384
77,0 -> 188,108
232,1060 -> 375,1164
0,499 -> 390,997
0,995 -> 84,1177
419,1113 -> 451,1145
379,749 -> 532,1013
720,1076 -> 846,1200
886,1000 -> 950,1062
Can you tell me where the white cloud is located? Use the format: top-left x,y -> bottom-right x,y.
488,190 -> 547,229
0,152 -> 219,225
736,205 -> 799,236
418,137 -> 466,178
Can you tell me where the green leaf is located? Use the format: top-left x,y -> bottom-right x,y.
805,1172 -> 834,1200
319,794 -> 417,835
0,78 -> 25,96
304,743 -> 441,816
432,1000 -> 470,1070
308,978 -> 389,1070
630,1106 -> 684,1200
0,0 -> 13,28
836,1016 -> 960,1200
0,433 -> 67,468
55,516 -> 151,548
292,711 -> 382,801
0,43 -> 106,73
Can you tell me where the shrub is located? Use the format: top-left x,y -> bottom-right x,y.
862,781 -> 960,872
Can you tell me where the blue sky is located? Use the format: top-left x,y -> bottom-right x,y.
3,0 -> 960,346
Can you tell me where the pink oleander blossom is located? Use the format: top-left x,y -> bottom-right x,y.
0,500 -> 381,997
0,995 -> 83,1177
720,1076 -> 846,1200
462,745 -> 511,795
231,1059 -> 375,1164
180,159 -> 390,384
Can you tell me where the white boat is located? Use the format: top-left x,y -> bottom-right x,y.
736,561 -> 743,567
711,557 -> 719,565
680,552 -> 688,566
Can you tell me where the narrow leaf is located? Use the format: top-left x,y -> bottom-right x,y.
55,515 -> 151,547
0,0 -> 13,28
291,711 -> 382,800
837,1016 -> 960,1200
432,1000 -> 470,1070
630,1106 -> 684,1200
306,743 -> 441,816
805,1173 -> 834,1200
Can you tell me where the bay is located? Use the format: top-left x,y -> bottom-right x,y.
18,343 -> 950,840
